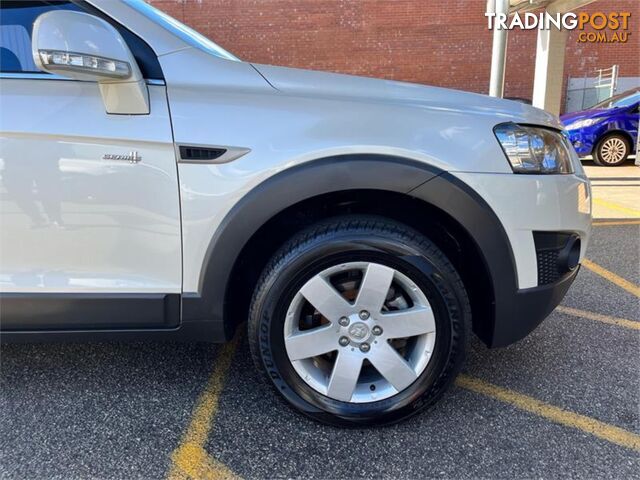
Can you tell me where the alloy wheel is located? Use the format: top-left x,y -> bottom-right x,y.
284,261 -> 436,403
599,136 -> 628,164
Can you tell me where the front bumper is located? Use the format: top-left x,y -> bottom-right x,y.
452,171 -> 592,289
492,267 -> 579,346
565,129 -> 597,156
448,171 -> 591,346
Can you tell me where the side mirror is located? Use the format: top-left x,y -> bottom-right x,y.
32,10 -> 149,114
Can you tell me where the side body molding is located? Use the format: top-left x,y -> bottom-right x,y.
181,155 -> 442,339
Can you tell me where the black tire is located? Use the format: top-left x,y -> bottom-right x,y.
593,133 -> 630,166
248,215 -> 471,426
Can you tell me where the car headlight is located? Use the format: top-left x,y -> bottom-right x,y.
565,117 -> 602,130
494,123 -> 574,174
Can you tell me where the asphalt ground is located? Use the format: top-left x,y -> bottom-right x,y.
583,159 -> 640,220
1,189 -> 639,479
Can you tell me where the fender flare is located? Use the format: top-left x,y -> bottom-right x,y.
410,174 -> 518,346
181,154 -> 518,346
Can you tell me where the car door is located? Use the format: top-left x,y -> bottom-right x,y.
0,1 -> 181,330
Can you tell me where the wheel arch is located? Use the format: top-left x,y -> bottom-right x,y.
182,154 -> 518,347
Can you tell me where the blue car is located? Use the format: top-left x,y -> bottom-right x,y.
561,89 -> 639,166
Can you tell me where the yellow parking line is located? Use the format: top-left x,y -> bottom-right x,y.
171,442 -> 237,480
167,334 -> 241,480
456,375 -> 640,452
592,198 -> 640,217
592,220 -> 640,227
556,306 -> 640,330
582,259 -> 640,297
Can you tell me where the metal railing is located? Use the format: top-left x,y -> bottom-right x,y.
594,65 -> 618,103
565,65 -> 619,113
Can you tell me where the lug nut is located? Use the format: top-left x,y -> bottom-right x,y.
359,310 -> 370,320
372,326 -> 383,336
359,343 -> 370,353
339,336 -> 350,347
338,316 -> 350,327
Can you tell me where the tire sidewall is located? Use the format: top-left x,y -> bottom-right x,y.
251,230 -> 468,426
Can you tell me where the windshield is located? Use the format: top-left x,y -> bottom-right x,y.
124,0 -> 239,61
592,90 -> 639,109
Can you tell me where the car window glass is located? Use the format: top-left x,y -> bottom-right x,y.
611,93 -> 639,108
593,91 -> 640,109
0,0 -> 81,73
1,24 -> 36,71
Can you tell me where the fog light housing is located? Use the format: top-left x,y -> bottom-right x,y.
533,232 -> 581,285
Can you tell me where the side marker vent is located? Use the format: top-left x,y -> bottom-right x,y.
179,146 -> 226,161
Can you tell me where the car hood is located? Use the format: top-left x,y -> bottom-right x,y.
252,63 -> 561,128
560,108 -> 610,125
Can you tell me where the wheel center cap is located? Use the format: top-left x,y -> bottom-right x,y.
348,322 -> 370,341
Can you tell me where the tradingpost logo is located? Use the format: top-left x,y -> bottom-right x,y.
485,11 -> 632,43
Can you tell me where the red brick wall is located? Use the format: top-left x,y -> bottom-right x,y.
149,0 -> 639,104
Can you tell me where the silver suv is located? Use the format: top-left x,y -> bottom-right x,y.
0,0 -> 592,426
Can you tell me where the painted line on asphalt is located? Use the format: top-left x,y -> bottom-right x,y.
167,333 -> 241,480
170,443 -> 236,480
592,220 -> 640,227
556,305 -> 640,330
592,198 -> 640,218
582,258 -> 640,298
456,375 -> 640,452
